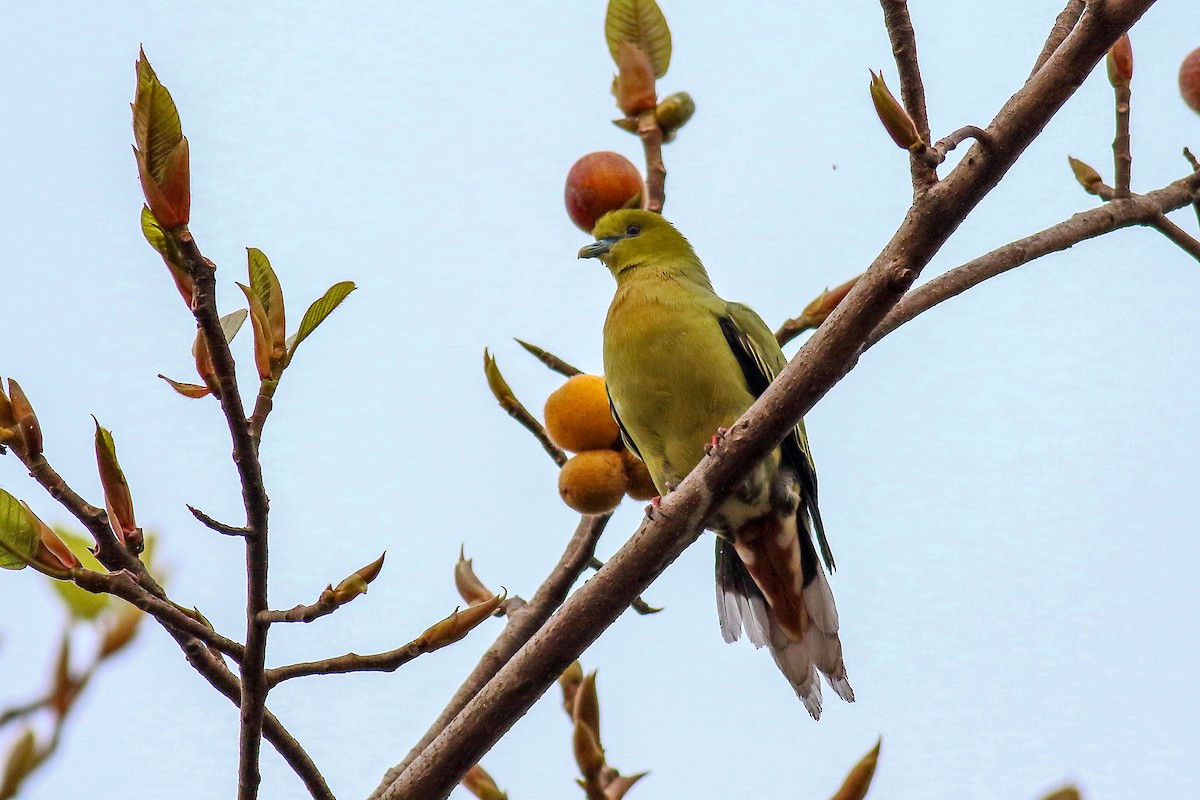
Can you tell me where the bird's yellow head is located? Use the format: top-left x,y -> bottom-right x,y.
577,209 -> 702,281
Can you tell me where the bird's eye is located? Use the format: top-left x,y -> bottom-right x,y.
626,224 -> 641,237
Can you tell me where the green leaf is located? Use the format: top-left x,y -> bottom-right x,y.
141,206 -> 167,255
0,490 -> 38,570
287,281 -> 356,360
220,309 -> 249,343
247,248 -> 286,363
605,0 -> 672,78
49,529 -> 109,620
133,49 -> 183,184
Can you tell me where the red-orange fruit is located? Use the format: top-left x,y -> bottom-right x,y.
564,152 -> 643,233
1181,47 -> 1200,115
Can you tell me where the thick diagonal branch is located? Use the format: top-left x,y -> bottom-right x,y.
370,514 -> 608,795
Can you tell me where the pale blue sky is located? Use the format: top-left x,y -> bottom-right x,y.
1,2 -> 1197,799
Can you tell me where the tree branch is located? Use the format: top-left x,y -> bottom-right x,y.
636,109 -> 667,212
879,0 -> 936,189
1030,0 -> 1086,78
375,4 -> 1159,797
187,503 -> 250,537
174,638 -> 333,800
371,514 -> 608,795
1147,213 -> 1200,262
71,569 -> 246,661
865,174 -> 1200,347
173,231 -> 273,800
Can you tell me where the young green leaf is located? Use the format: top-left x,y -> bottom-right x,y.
286,281 -> 356,361
482,349 -> 519,412
0,490 -> 39,570
605,0 -> 672,78
247,248 -> 286,361
93,419 -> 137,544
132,49 -> 182,180
132,49 -> 190,227
141,206 -> 168,255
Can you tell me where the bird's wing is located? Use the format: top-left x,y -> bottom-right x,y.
717,302 -> 835,572
607,386 -> 644,462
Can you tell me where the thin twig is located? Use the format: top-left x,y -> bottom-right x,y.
865,174 -> 1200,347
175,638 -> 334,800
1147,213 -> 1200,263
1113,83 -> 1132,198
879,0 -> 936,189
499,396 -> 568,467
515,339 -> 583,377
258,599 -> 339,625
372,514 -> 609,796
174,231 -> 273,800
71,569 -> 246,661
267,641 -> 424,688
932,126 -> 992,159
636,110 -> 666,212
378,5 -> 1160,796
188,504 -> 250,537
0,696 -> 52,729
1029,0 -> 1086,78
248,380 -> 278,446
1184,147 -> 1200,226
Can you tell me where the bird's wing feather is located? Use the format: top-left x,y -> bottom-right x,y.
607,386 -> 644,462
717,303 -> 835,572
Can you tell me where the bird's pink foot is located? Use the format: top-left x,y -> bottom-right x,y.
704,427 -> 731,457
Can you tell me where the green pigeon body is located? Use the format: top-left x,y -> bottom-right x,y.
581,209 -> 852,718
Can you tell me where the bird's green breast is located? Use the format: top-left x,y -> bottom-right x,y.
602,272 -> 757,493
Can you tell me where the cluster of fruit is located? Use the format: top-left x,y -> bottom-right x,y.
544,375 -> 656,514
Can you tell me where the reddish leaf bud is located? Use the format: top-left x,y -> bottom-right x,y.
461,765 -> 508,800
7,380 -> 42,458
613,41 -> 657,116
1106,34 -> 1133,88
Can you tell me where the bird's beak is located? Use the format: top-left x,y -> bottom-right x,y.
578,237 -> 619,260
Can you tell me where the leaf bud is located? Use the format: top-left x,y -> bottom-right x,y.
454,546 -> 494,606
869,70 -> 922,151
1107,34 -> 1133,88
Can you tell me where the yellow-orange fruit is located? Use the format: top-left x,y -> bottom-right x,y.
544,374 -> 621,453
564,152 -> 643,233
558,450 -> 628,515
1181,46 -> 1200,115
620,449 -> 658,501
